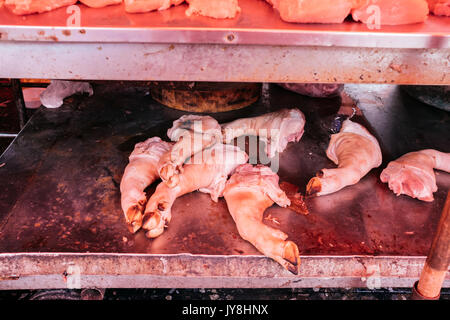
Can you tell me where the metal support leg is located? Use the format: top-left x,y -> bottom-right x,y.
10,79 -> 28,129
412,191 -> 450,300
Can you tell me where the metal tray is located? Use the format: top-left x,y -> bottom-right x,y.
0,83 -> 449,289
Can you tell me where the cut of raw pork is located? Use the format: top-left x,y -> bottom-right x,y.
185,0 -> 241,19
352,0 -> 429,25
4,0 -> 77,15
158,115 -> 223,188
266,0 -> 353,23
142,143 -> 248,238
79,0 -> 122,8
222,108 -> 306,159
306,119 -> 382,196
120,137 -> 173,233
427,0 -> 450,16
223,164 -> 301,274
380,149 -> 450,202
124,0 -> 184,13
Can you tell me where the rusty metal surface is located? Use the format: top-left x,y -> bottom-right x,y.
0,42 -> 448,84
0,0 -> 449,48
0,253 -> 446,289
0,83 -> 449,288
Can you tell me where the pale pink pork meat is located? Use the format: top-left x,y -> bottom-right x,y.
352,0 -> 429,25
380,149 -> 450,202
223,164 -> 301,274
142,143 -> 248,238
4,0 -> 77,15
427,0 -> 450,16
307,119 -> 382,197
124,0 -> 184,13
120,137 -> 173,233
158,115 -> 223,188
266,0 -> 353,23
79,0 -> 122,8
185,0 -> 241,19
222,108 -> 306,159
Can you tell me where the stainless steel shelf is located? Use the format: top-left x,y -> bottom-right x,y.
0,1 -> 449,84
0,0 -> 449,48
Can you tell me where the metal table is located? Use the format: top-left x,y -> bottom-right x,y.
0,0 -> 449,290
0,0 -> 449,84
0,83 -> 449,289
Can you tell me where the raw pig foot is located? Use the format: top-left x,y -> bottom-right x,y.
144,144 -> 248,238
282,241 -> 301,275
120,137 -> 172,233
224,164 -> 301,274
380,149 -> 450,202
159,115 -> 223,187
222,108 -> 306,159
306,119 -> 382,196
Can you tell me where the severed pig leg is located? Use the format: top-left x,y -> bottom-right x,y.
120,137 -> 173,233
306,119 -> 382,196
158,115 -> 223,187
222,108 -> 306,158
223,164 -> 301,274
380,149 -> 450,202
143,144 -> 248,238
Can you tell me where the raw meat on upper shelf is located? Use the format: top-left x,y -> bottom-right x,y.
222,108 -> 306,159
4,0 -> 77,15
158,115 -> 223,188
223,164 -> 301,275
266,0 -> 354,23
120,137 -> 173,233
266,0 -> 430,25
380,149 -> 450,202
124,0 -> 184,13
427,0 -> 450,16
79,0 -> 122,8
352,0 -> 429,25
142,143 -> 248,238
185,0 -> 241,19
306,119 -> 382,197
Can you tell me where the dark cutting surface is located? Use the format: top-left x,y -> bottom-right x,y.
0,83 -> 449,256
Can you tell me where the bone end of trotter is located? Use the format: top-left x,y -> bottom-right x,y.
142,201 -> 170,238
282,241 -> 301,275
159,162 -> 176,184
142,211 -> 165,239
124,200 -> 146,233
306,176 -> 322,196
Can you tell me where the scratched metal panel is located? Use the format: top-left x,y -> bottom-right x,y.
0,42 -> 448,84
1,253 -> 449,289
0,83 -> 449,289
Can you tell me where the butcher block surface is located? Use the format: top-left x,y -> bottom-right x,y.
0,83 -> 449,258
